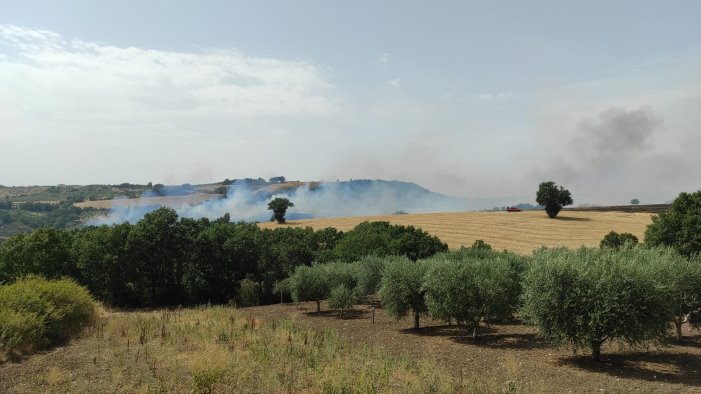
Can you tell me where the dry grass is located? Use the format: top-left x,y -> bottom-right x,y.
74,193 -> 218,209
258,210 -> 653,254
0,307 -> 457,393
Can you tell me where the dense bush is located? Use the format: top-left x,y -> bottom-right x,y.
0,277 -> 97,357
334,221 -> 448,262
423,251 -> 523,337
600,231 -> 639,249
522,247 -> 671,361
645,190 -> 701,256
237,279 -> 261,307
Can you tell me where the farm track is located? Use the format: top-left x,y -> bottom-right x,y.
259,210 -> 653,254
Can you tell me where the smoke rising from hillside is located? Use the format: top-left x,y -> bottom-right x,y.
89,180 -> 475,225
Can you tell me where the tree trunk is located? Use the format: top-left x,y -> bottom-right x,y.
315,300 -> 321,313
472,324 -> 478,339
340,308 -> 344,319
591,341 -> 602,362
413,309 -> 420,330
674,319 -> 684,340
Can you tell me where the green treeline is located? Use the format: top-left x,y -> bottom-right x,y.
0,207 -> 447,307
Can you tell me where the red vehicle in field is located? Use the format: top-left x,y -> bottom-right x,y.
506,206 -> 522,212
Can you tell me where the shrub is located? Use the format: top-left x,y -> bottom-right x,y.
423,252 -> 522,337
0,308 -> 46,355
471,240 -> 492,250
378,257 -> 428,330
0,277 -> 97,356
600,231 -> 639,249
328,284 -> 357,318
522,247 -> 670,361
237,279 -> 260,307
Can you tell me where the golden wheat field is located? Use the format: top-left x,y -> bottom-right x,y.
258,210 -> 654,254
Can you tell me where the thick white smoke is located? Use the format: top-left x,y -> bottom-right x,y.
88,180 -> 478,225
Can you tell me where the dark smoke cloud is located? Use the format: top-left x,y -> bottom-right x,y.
574,107 -> 660,166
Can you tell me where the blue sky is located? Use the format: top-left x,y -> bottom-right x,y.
1,1 -> 700,204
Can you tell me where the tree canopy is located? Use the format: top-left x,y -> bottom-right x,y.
535,181 -> 573,218
268,197 -> 294,224
645,190 -> 701,256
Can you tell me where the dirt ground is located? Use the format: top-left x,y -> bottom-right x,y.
245,302 -> 701,393
1,302 -> 699,393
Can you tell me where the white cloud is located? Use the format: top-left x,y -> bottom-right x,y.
0,24 -> 342,185
388,78 -> 401,87
0,24 -> 337,127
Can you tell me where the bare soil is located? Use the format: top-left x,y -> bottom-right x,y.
245,302 -> 701,393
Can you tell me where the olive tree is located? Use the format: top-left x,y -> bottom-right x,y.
423,252 -> 522,338
535,181 -> 573,218
378,257 -> 428,330
289,264 -> 329,312
642,248 -> 701,340
522,247 -> 670,361
328,284 -> 357,318
353,255 -> 386,300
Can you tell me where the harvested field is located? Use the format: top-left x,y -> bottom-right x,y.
258,210 -> 654,254
74,193 -> 219,209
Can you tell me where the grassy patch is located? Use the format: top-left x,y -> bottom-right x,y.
44,306 -> 457,393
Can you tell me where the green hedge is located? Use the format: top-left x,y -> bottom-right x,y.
0,276 -> 97,357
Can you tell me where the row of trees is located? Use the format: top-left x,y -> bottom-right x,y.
287,244 -> 701,361
0,208 -> 447,307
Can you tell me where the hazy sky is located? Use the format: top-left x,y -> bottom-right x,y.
1,0 -> 700,204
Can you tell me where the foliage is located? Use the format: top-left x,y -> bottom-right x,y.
267,197 -> 294,224
521,247 -> 671,361
353,255 -> 386,298
237,279 -> 261,307
645,190 -> 701,256
471,239 -> 492,250
423,252 -> 523,337
535,181 -> 573,218
378,257 -> 428,329
0,277 -> 96,357
289,265 -> 330,312
0,208 -> 447,309
328,284 -> 357,318
334,221 -> 448,262
631,198 -> 640,205
642,248 -> 701,339
599,231 -> 639,249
